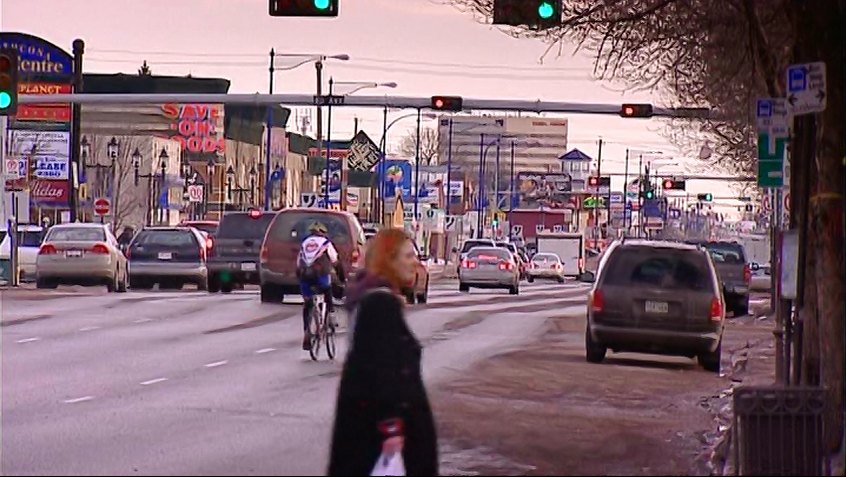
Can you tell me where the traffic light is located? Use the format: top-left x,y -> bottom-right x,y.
643,189 -> 656,200
431,96 -> 463,112
619,103 -> 654,118
269,0 -> 338,17
587,176 -> 600,188
697,193 -> 714,202
662,179 -> 686,190
0,50 -> 19,116
493,0 -> 560,29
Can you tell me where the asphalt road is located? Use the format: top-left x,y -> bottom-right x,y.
1,280 -> 591,476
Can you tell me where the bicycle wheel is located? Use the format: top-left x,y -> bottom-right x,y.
325,314 -> 337,360
308,303 -> 322,361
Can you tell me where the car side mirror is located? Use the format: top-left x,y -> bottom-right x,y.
579,271 -> 596,283
750,262 -> 760,271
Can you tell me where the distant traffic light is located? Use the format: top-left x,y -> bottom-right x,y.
431,96 -> 463,112
0,50 -> 18,116
269,0 -> 338,17
698,193 -> 714,202
662,179 -> 686,190
619,103 -> 654,118
643,190 -> 655,200
588,176 -> 600,187
492,0 -> 560,28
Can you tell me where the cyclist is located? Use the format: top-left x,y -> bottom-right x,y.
297,221 -> 345,350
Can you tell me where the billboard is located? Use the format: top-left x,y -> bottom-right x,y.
380,160 -> 412,199
516,172 -> 572,209
505,117 -> 568,136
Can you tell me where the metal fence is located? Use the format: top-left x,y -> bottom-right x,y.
733,386 -> 827,475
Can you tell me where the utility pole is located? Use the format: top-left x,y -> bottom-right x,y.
623,148 -> 630,232
264,48 -> 275,211
595,138 -> 604,245
315,59 -> 326,207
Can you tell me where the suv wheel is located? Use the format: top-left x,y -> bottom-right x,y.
405,291 -> 416,305
585,328 -> 607,363
260,284 -> 278,303
208,274 -> 220,293
459,283 -> 469,293
732,296 -> 749,317
36,278 -> 57,289
700,340 -> 722,373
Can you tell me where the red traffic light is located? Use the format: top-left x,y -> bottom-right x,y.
431,96 -> 463,112
619,103 -> 654,118
663,179 -> 674,189
588,176 -> 600,187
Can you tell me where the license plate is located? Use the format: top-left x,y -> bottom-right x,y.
241,262 -> 257,271
65,250 -> 82,258
645,301 -> 669,314
158,252 -> 173,260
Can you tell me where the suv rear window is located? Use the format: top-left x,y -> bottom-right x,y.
135,230 -> 197,247
701,242 -> 746,264
268,212 -> 353,245
461,240 -> 493,254
603,247 -> 713,291
217,213 -> 275,240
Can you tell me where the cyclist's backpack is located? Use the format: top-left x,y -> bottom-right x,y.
298,237 -> 332,280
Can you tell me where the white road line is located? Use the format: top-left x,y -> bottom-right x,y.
255,348 -> 276,354
16,337 -> 41,344
63,396 -> 94,404
140,378 -> 168,386
133,318 -> 154,324
204,360 -> 229,368
79,326 -> 101,332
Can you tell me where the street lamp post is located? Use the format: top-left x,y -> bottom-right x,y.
159,148 -> 169,225
132,148 -> 157,226
205,157 -> 217,219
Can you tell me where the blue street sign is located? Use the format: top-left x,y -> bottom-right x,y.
788,66 -> 807,93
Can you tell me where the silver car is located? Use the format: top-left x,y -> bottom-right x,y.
127,227 -> 209,290
527,252 -> 566,283
36,223 -> 128,292
458,246 -> 520,295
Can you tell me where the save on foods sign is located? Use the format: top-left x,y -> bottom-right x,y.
161,103 -> 225,162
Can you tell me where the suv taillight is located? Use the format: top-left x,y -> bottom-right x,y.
260,245 -> 269,263
710,297 -> 723,322
351,248 -> 361,265
743,264 -> 751,284
591,289 -> 605,313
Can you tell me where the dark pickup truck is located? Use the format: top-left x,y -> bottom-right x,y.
689,241 -> 751,316
207,210 -> 276,293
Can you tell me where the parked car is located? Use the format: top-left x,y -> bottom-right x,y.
404,240 -> 430,304
527,252 -> 566,283
36,223 -> 128,292
259,208 -> 366,303
127,227 -> 209,290
454,238 -> 497,273
207,210 -> 276,293
585,239 -> 725,372
0,224 -> 46,282
688,240 -> 751,315
458,246 -> 520,295
178,220 -> 219,237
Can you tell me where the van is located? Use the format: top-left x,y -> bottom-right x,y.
259,208 -> 366,303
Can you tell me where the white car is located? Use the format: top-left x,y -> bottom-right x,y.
0,224 -> 46,282
527,252 -> 566,283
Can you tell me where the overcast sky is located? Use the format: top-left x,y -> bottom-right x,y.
2,0 -> 741,209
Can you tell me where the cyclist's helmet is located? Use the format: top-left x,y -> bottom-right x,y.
308,221 -> 328,236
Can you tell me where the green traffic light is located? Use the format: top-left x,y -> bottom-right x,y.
538,2 -> 554,19
645,191 -> 655,200
314,0 -> 330,10
0,91 -> 10,109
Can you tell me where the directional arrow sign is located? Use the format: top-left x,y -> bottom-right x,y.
786,62 -> 826,115
757,132 -> 786,188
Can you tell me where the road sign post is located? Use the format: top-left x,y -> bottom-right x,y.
786,62 -> 827,115
93,197 -> 110,223
757,132 -> 787,188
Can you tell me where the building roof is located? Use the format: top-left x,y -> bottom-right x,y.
559,148 -> 593,162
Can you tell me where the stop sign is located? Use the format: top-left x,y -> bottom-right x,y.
93,197 -> 111,216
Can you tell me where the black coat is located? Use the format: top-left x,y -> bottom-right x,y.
328,289 -> 438,476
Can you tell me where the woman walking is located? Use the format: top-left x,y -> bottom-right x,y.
328,228 -> 438,476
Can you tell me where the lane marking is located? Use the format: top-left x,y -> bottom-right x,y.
140,378 -> 168,386
204,360 -> 229,368
79,326 -> 101,332
133,318 -> 154,324
16,337 -> 41,344
63,396 -> 94,404
255,348 -> 276,354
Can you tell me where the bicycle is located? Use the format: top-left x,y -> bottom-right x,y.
307,289 -> 336,361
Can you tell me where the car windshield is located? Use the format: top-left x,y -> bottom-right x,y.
17,230 -> 45,247
268,212 -> 352,245
461,240 -> 492,254
603,247 -> 713,291
47,227 -> 106,242
135,230 -> 197,247
468,248 -> 510,260
216,214 -> 275,240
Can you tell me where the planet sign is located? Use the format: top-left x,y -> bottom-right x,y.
94,198 -> 111,216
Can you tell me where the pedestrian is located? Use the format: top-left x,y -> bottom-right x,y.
117,226 -> 135,250
328,228 -> 438,477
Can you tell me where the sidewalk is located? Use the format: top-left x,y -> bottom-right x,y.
1,284 -> 104,302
